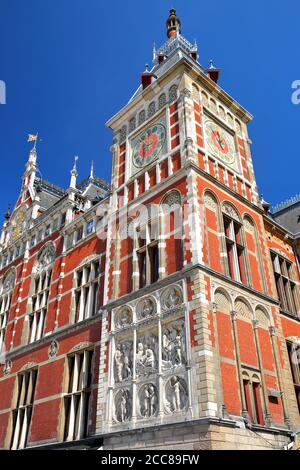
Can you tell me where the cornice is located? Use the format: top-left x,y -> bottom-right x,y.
106,55 -> 253,130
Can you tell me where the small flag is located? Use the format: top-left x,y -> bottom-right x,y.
27,134 -> 38,142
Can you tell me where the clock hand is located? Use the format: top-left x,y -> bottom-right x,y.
216,131 -> 225,150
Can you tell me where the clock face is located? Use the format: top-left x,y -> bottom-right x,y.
204,119 -> 236,166
132,122 -> 166,169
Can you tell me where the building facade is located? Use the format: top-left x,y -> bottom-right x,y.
0,10 -> 299,450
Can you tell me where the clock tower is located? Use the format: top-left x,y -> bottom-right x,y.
94,9 -> 295,448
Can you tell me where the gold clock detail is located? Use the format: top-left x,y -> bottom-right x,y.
204,119 -> 236,167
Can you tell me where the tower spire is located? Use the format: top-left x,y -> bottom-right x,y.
90,160 -> 94,180
70,156 -> 79,189
166,9 -> 181,38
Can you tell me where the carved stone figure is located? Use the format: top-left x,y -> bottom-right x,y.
139,298 -> 155,319
165,376 -> 188,413
114,389 -> 131,423
3,270 -> 16,292
114,342 -> 133,382
122,343 -> 132,379
136,333 -> 157,376
163,286 -> 183,310
36,244 -> 55,273
139,383 -> 157,418
48,340 -> 59,359
115,345 -> 123,382
114,307 -> 132,330
162,321 -> 186,369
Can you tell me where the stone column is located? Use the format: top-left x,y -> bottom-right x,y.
252,319 -> 272,426
230,310 -> 248,417
269,326 -> 290,427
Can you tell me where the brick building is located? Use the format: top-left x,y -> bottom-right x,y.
0,10 -> 299,450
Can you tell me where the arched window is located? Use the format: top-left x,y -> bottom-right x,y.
138,110 -> 146,126
148,101 -> 156,118
161,190 -> 183,273
192,84 -> 199,102
214,289 -> 231,313
203,191 -> 222,272
158,93 -> 167,109
135,205 -> 160,288
129,116 -> 136,133
0,269 -> 15,352
119,125 -> 127,143
28,243 -> 55,343
168,84 -> 178,103
74,257 -> 101,322
242,370 -> 264,425
222,204 -> 246,283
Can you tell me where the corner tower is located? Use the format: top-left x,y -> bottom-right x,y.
96,10 -> 296,450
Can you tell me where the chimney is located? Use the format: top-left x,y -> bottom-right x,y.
207,60 -> 221,84
141,64 -> 156,90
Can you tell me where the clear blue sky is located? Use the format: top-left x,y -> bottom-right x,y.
0,0 -> 299,219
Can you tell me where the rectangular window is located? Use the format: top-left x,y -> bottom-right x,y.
0,292 -> 12,352
242,372 -> 264,425
223,215 -> 245,283
77,226 -> 84,242
136,220 -> 159,289
271,252 -> 299,316
63,350 -> 93,441
86,220 -> 94,235
28,270 -> 52,343
74,260 -> 100,322
61,212 -> 66,227
287,342 -> 300,414
10,369 -> 38,449
44,225 -> 51,237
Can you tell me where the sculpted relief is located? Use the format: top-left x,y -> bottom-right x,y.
114,341 -> 133,382
136,333 -> 157,377
162,320 -> 186,369
165,376 -> 188,414
114,388 -> 132,423
162,285 -> 183,310
111,284 -> 189,424
114,307 -> 132,330
139,383 -> 158,418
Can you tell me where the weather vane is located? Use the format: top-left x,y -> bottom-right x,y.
27,132 -> 42,150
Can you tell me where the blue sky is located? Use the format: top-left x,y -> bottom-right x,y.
0,0 -> 299,218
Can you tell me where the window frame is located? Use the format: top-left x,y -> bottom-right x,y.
271,251 -> 299,316
63,349 -> 93,442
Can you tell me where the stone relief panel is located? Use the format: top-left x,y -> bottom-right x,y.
161,285 -> 183,311
162,319 -> 186,370
138,383 -> 158,418
136,331 -> 158,377
114,307 -> 132,330
109,282 -> 190,426
137,297 -> 156,321
114,341 -> 133,383
164,376 -> 188,414
114,388 -> 132,423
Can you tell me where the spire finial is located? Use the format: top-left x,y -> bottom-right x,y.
166,9 -> 181,38
152,42 -> 157,63
70,156 -> 79,189
72,156 -> 78,174
90,160 -> 94,179
209,59 -> 215,69
4,205 -> 11,221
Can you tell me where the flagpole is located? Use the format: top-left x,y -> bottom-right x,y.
33,132 -> 38,151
